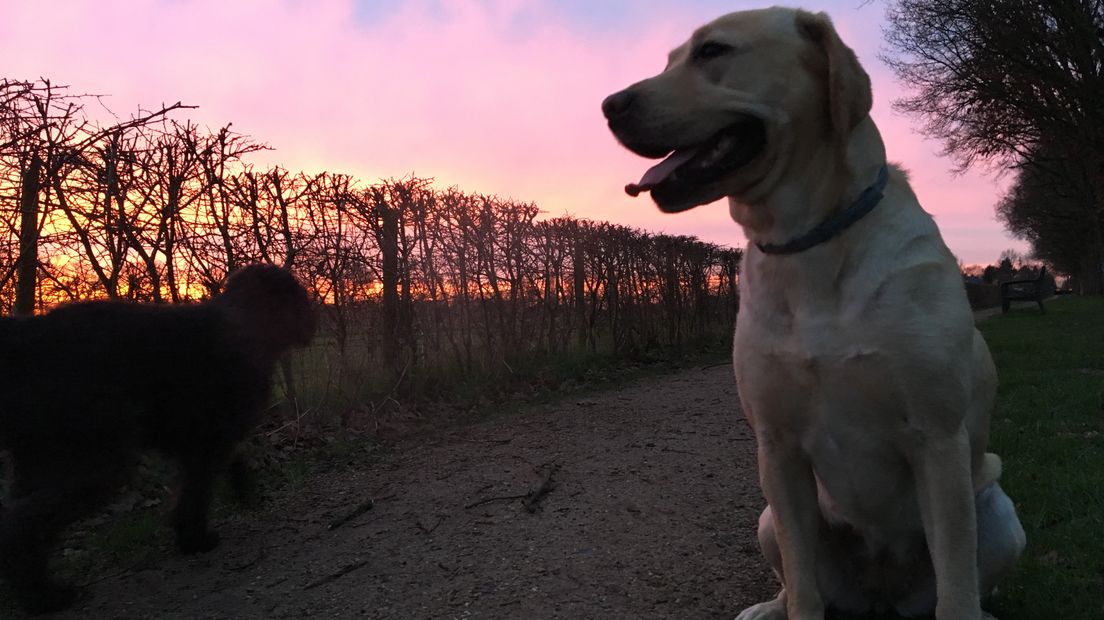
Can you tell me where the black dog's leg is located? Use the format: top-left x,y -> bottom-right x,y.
174,455 -> 220,553
0,494 -> 79,615
0,449 -> 126,614
226,452 -> 261,508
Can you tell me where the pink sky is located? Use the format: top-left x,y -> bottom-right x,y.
0,0 -> 1029,265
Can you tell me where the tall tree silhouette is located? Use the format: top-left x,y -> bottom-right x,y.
884,0 -> 1104,292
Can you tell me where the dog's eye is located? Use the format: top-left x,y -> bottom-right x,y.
693,41 -> 733,61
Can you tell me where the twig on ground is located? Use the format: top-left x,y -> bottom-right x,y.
523,464 -> 559,513
227,548 -> 267,572
327,499 -> 375,530
464,493 -> 530,509
415,517 -> 444,534
303,559 -> 370,590
506,454 -> 538,468
464,462 -> 561,511
80,568 -> 131,587
661,447 -> 700,456
456,436 -> 513,445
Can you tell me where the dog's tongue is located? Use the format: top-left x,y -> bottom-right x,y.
625,147 -> 699,197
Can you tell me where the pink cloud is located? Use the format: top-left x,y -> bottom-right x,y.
0,0 -> 1028,265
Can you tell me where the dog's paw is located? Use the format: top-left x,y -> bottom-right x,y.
176,529 -> 221,554
735,598 -> 787,620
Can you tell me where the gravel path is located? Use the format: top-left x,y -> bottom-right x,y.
42,363 -> 776,619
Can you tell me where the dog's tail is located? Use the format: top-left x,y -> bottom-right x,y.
975,452 -> 1003,492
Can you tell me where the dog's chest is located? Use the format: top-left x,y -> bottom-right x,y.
741,339 -> 922,527
805,412 -> 922,528
735,274 -> 926,527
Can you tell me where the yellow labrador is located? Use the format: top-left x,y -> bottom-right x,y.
602,7 -> 1025,620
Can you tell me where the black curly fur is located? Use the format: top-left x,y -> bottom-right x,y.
0,264 -> 315,614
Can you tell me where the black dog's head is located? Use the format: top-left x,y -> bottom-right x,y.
217,264 -> 317,351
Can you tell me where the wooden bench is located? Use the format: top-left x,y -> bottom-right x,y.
1001,266 -> 1048,314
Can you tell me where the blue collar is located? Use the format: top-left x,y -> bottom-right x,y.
755,164 -> 889,255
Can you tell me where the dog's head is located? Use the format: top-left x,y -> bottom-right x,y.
602,8 -> 871,213
219,264 -> 317,351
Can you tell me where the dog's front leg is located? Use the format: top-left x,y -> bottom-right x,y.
175,455 -> 220,553
757,438 -> 824,620
913,428 -> 982,620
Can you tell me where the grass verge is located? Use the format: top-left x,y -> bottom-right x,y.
983,296 -> 1104,619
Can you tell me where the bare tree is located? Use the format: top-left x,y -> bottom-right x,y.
183,125 -> 265,294
0,79 -> 192,310
0,75 -> 746,431
883,0 -> 1104,290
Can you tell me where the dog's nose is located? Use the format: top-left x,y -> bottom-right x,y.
601,90 -> 635,120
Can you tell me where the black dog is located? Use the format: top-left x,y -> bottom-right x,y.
0,264 -> 316,614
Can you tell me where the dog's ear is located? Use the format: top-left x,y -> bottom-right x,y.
796,11 -> 872,138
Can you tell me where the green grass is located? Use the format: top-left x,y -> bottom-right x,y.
76,511 -> 167,569
982,296 -> 1104,619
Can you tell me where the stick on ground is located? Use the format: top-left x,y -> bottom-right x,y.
464,463 -> 560,512
464,493 -> 530,510
303,559 -> 371,590
523,464 -> 559,513
328,499 -> 374,530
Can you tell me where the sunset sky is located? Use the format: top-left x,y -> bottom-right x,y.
1,0 -> 1029,264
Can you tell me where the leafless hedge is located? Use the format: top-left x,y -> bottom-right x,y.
0,79 -> 741,424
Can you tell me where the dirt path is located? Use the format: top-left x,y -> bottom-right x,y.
50,364 -> 776,619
